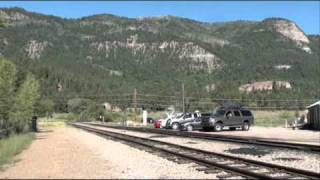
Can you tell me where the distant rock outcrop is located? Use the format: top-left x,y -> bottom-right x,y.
274,65 -> 291,70
239,81 -> 292,93
264,18 -> 311,53
24,40 -> 48,59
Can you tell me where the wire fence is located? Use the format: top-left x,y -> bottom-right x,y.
49,92 -> 318,112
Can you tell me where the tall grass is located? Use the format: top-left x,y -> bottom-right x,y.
0,133 -> 34,168
253,110 -> 302,127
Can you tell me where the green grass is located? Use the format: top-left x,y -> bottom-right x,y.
39,113 -> 79,122
0,133 -> 34,169
253,110 -> 302,127
38,113 -> 80,128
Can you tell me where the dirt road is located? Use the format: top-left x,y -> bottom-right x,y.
0,126 -> 116,179
0,124 -> 215,179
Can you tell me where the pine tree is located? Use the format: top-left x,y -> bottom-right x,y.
9,73 -> 40,132
0,58 -> 17,129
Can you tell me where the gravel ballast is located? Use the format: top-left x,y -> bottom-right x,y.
82,123 -> 320,173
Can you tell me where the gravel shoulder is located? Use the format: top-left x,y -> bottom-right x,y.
0,125 -> 220,179
82,123 -> 320,173
195,126 -> 320,145
0,126 -> 117,179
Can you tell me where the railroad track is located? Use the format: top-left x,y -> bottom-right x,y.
71,123 -> 320,179
83,122 -> 320,152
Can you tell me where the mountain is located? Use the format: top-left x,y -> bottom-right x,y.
0,8 -> 319,107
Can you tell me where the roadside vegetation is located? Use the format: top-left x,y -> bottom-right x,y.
0,133 -> 34,168
253,110 -> 301,127
0,58 -> 49,167
0,58 -> 46,133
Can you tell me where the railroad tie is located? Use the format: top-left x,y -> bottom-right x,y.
216,173 -> 236,179
274,175 -> 294,179
204,169 -> 222,174
242,166 -> 261,171
175,159 -> 190,164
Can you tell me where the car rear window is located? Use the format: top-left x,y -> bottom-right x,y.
213,110 -> 225,116
241,110 -> 252,116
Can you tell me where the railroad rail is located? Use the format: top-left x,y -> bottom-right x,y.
71,123 -> 320,179
83,122 -> 320,152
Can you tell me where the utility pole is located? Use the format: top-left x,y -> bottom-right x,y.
133,88 -> 137,112
182,83 -> 185,113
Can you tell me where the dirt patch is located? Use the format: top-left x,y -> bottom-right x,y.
224,147 -> 272,157
149,135 -> 169,138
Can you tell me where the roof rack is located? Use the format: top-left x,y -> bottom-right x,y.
218,102 -> 244,109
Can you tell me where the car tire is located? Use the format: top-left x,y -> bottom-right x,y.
172,123 -> 180,131
213,122 -> 223,132
186,125 -> 193,132
242,122 -> 250,131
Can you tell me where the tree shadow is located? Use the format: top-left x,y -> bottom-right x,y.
149,135 -> 169,138
36,129 -> 53,133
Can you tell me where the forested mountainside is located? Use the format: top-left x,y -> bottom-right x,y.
0,8 -> 319,109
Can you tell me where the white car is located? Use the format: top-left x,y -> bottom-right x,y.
159,112 -> 183,128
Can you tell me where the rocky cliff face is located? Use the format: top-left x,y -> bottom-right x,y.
266,18 -> 311,53
90,34 -> 222,73
24,40 -> 48,59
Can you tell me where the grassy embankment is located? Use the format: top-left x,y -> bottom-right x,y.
0,133 -> 34,169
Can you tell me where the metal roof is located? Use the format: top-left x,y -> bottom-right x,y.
307,101 -> 320,108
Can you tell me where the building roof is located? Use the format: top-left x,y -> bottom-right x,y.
307,101 -> 320,108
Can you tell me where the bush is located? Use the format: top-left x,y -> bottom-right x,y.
77,101 -> 106,122
104,112 -> 124,122
35,98 -> 54,117
67,98 -> 92,114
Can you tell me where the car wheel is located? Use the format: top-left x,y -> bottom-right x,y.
186,125 -> 193,132
242,122 -> 250,131
172,123 -> 180,130
214,123 -> 223,132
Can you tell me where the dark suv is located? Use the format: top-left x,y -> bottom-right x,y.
201,107 -> 254,131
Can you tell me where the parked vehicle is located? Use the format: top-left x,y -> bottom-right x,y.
154,120 -> 161,128
180,113 -> 211,131
147,117 -> 154,124
201,107 -> 254,131
159,112 -> 183,128
167,111 -> 201,130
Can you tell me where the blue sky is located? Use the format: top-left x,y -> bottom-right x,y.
0,1 -> 319,34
